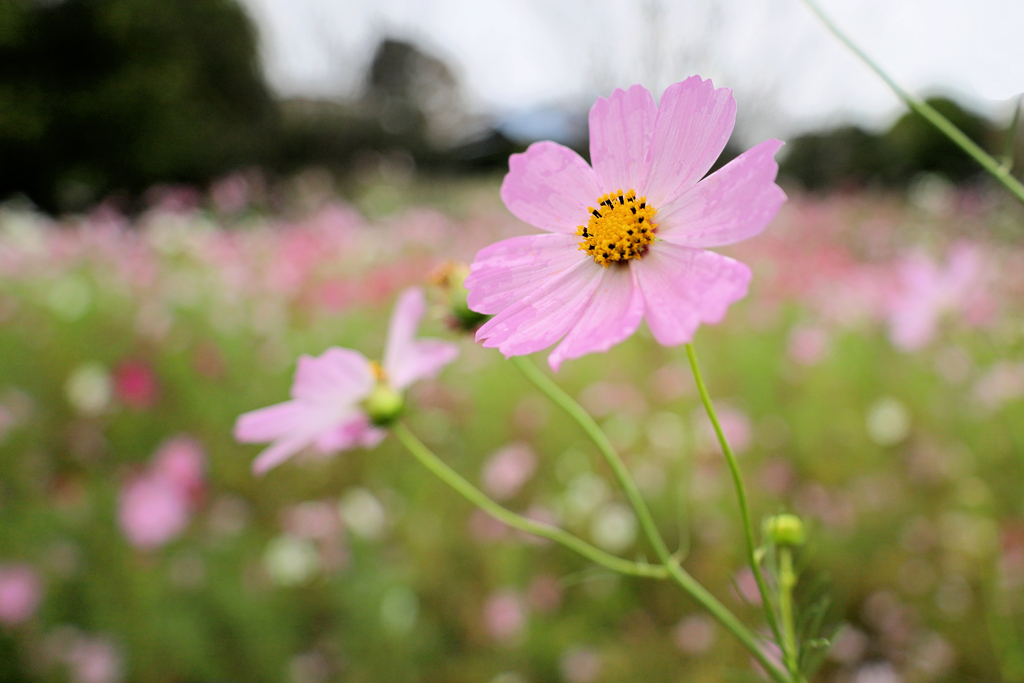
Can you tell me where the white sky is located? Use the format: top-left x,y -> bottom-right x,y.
240,0 -> 1023,141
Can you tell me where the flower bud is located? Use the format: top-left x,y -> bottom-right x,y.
364,384 -> 405,426
765,514 -> 805,547
430,261 -> 489,332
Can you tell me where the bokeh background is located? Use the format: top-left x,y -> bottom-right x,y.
1,1 -> 1023,682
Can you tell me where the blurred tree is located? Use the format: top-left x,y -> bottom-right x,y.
0,0 -> 275,212
362,38 -> 466,148
780,97 -> 996,191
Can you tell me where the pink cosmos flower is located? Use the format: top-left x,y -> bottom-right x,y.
466,76 -> 786,370
118,436 -> 206,549
118,474 -> 191,549
887,242 -> 990,351
234,287 -> 458,474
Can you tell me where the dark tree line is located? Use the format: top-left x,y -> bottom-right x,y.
779,98 -> 1009,191
0,0 -> 1014,213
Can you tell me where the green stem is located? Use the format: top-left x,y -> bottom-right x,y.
511,356 -> 673,562
684,344 -> 785,656
511,356 -> 791,683
778,548 -> 799,678
1002,96 -> 1022,173
985,577 -> 1024,682
801,0 -> 1024,207
392,422 -> 667,579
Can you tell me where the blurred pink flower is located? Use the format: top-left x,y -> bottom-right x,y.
560,647 -> 602,683
481,443 -> 537,500
118,474 -> 191,549
973,361 -> 1024,410
466,76 -> 785,370
209,172 -> 252,214
732,567 -> 762,606
674,614 -> 717,655
152,436 -> 205,501
787,325 -> 830,366
483,590 -> 526,643
112,359 -> 159,410
118,436 -> 206,549
66,635 -> 123,683
694,404 -> 752,455
887,243 -> 990,351
234,288 -> 459,474
0,564 -> 42,626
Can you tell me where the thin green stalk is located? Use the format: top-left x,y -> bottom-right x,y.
511,356 -> 791,683
662,558 -> 789,683
778,548 -> 799,678
801,0 -> 1024,207
392,421 -> 667,579
1002,96 -> 1022,173
511,356 -> 673,562
684,344 -> 785,656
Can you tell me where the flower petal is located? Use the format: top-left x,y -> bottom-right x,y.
466,233 -> 587,313
251,432 -> 319,476
547,264 -> 645,371
658,139 -> 786,248
314,412 -> 386,453
500,141 -> 601,234
635,243 -> 751,346
389,339 -> 460,391
383,288 -> 426,375
643,76 -> 736,208
291,347 -> 374,405
475,258 -> 604,358
381,287 -> 459,390
234,401 -> 308,443
589,84 -> 657,195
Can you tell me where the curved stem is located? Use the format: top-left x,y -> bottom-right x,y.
392,421 -> 667,579
801,0 -> 1024,207
511,356 -> 791,683
511,356 -> 673,562
684,344 -> 785,655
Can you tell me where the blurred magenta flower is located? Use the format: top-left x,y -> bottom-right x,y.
466,76 -> 785,370
112,359 -> 159,410
0,564 -> 42,626
234,288 -> 458,474
118,436 -> 206,549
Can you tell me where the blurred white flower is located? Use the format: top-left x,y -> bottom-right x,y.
590,502 -> 637,553
339,488 -> 386,540
46,275 -> 92,321
65,363 -> 112,416
263,535 -> 320,586
866,397 -> 910,446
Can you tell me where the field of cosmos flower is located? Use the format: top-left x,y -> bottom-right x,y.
1,139 -> 1023,682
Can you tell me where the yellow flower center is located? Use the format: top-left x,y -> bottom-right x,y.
576,189 -> 657,267
369,360 -> 386,382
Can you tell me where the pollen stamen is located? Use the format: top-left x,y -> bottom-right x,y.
575,189 -> 657,267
